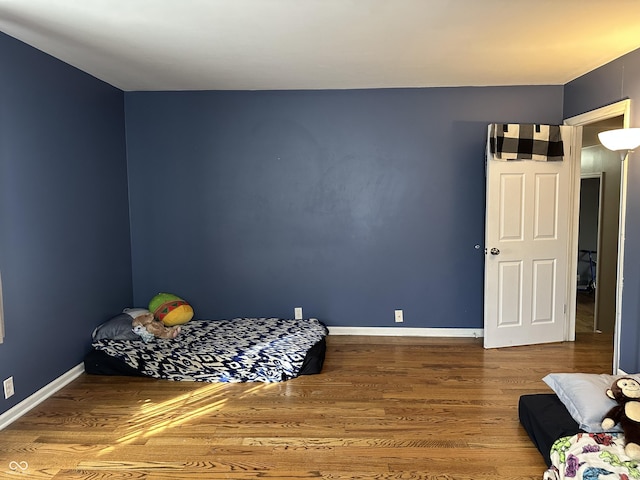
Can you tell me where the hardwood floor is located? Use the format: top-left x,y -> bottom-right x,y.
575,290 -> 596,333
0,333 -> 613,479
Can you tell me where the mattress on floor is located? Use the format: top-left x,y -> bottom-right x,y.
518,393 -> 583,467
85,317 -> 328,383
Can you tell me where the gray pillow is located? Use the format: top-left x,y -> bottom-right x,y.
92,313 -> 137,341
543,373 -> 640,433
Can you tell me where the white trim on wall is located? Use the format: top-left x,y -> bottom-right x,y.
328,326 -> 483,337
0,363 -> 84,430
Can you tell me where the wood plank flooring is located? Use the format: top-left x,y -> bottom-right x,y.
0,333 -> 613,479
575,291 -> 596,333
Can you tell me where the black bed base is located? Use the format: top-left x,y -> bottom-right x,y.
84,337 -> 327,380
518,393 -> 583,466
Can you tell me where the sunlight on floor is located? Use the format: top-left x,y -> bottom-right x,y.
99,382 -> 273,455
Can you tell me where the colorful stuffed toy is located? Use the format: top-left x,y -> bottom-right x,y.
149,292 -> 194,326
602,377 -> 640,459
131,311 -> 181,342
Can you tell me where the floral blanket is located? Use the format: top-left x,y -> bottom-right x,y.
92,317 -> 328,383
545,432 -> 640,480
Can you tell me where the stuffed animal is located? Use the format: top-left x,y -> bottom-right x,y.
132,324 -> 155,343
602,377 -> 640,459
149,292 -> 194,326
131,312 -> 181,342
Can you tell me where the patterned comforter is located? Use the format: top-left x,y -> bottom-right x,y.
92,317 -> 328,383
545,432 -> 640,480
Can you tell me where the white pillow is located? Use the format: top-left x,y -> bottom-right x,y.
123,307 -> 151,319
543,373 -> 640,433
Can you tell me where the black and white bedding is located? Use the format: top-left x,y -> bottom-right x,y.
86,317 -> 328,383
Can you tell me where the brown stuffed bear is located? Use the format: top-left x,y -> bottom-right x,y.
602,377 -> 640,459
132,312 -> 181,340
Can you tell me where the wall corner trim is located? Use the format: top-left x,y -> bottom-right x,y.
0,363 -> 85,430
327,326 -> 483,337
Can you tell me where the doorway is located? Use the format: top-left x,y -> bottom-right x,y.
576,174 -> 601,332
565,100 -> 630,373
575,116 -> 623,334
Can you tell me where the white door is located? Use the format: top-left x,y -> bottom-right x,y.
484,125 -> 574,348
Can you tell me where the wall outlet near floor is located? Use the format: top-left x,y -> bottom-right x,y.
3,376 -> 14,399
294,307 -> 303,319
395,309 -> 404,323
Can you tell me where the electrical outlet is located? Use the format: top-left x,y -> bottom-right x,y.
395,309 -> 403,323
294,307 -> 303,319
3,376 -> 14,399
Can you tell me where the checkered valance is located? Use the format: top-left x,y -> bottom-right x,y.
489,123 -> 564,161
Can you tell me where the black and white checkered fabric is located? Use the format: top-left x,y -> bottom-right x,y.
489,123 -> 564,161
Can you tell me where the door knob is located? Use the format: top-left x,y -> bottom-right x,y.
490,248 -> 500,255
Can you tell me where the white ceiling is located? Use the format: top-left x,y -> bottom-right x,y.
2,0 -> 640,92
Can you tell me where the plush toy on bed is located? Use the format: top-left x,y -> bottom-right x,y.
149,292 -> 194,326
602,377 -> 640,459
128,310 -> 181,342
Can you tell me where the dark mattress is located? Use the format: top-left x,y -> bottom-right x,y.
518,393 -> 583,466
85,317 -> 328,383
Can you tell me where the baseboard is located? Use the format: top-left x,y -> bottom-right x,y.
328,326 -> 483,337
0,363 -> 85,430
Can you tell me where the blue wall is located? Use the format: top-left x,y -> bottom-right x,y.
565,48 -> 640,373
6,20 -> 635,419
125,86 -> 563,327
0,32 -> 132,415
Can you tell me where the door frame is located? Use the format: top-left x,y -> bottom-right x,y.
578,172 -> 604,331
564,99 -> 630,374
